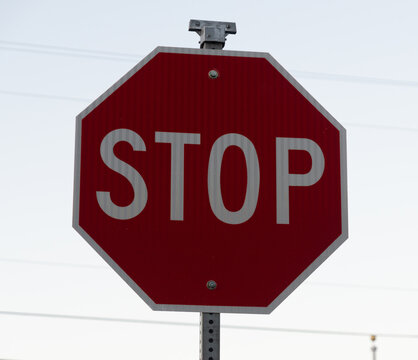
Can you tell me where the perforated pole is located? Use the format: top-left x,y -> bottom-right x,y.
200,313 -> 220,360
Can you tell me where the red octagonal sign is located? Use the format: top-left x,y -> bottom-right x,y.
73,47 -> 348,314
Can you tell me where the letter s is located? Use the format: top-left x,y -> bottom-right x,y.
96,129 -> 147,220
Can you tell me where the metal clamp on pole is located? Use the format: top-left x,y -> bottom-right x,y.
200,313 -> 220,360
189,19 -> 237,49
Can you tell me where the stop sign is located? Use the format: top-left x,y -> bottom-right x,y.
73,47 -> 347,314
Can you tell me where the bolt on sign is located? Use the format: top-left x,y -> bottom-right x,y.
73,46 -> 348,314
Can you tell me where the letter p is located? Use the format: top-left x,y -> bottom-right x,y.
276,137 -> 325,224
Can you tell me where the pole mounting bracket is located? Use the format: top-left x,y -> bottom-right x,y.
189,19 -> 237,49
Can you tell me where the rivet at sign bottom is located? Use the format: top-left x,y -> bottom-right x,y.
208,70 -> 219,79
206,280 -> 217,290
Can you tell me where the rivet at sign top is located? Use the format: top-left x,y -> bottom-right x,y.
206,280 -> 217,290
208,70 -> 219,79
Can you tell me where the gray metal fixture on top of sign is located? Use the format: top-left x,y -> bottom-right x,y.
189,19 -> 237,50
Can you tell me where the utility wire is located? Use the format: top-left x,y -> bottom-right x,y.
0,89 -> 417,133
0,257 -> 103,269
343,122 -> 418,133
1,40 -> 418,88
293,70 -> 418,88
0,40 -> 141,58
0,45 -> 137,62
1,310 -> 417,339
2,257 -> 418,293
0,90 -> 90,102
309,281 -> 418,293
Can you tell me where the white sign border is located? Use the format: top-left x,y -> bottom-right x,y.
73,46 -> 348,314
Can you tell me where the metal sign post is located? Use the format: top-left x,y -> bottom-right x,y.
200,313 -> 220,360
189,19 -> 237,359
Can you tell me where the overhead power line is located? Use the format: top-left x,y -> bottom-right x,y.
292,70 -> 418,88
0,40 -> 140,58
342,122 -> 418,133
0,257 -> 103,269
0,40 -> 139,62
0,90 -> 90,102
1,310 -> 417,339
2,257 -> 418,293
309,281 -> 418,293
1,39 -> 418,88
0,45 -> 136,62
0,89 -> 417,133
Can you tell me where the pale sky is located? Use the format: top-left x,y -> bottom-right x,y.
1,0 -> 418,359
